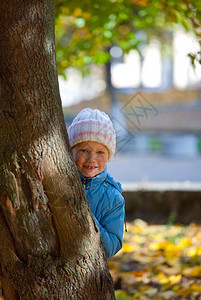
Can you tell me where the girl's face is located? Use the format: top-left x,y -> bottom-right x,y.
72,141 -> 109,178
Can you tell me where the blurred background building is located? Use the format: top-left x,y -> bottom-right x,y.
59,29 -> 201,187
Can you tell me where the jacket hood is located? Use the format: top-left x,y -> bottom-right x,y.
106,172 -> 122,193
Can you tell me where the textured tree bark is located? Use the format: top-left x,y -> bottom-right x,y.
0,0 -> 115,299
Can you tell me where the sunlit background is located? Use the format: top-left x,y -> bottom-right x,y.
59,29 -> 201,188
59,30 -> 201,105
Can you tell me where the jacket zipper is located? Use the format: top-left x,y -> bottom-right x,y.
83,177 -> 86,189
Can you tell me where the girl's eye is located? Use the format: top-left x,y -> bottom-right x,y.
97,151 -> 104,154
80,149 -> 87,153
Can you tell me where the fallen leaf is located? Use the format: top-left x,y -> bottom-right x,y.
183,265 -> 201,278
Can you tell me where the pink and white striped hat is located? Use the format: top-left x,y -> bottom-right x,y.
68,108 -> 116,158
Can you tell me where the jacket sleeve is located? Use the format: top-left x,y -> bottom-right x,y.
92,193 -> 125,259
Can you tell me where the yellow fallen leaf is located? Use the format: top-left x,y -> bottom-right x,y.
152,233 -> 164,241
155,272 -> 169,284
122,243 -> 134,253
132,291 -> 141,298
115,290 -> 127,297
178,237 -> 192,249
150,240 -> 175,253
139,285 -> 148,292
191,283 -> 201,292
177,287 -> 195,297
164,245 -> 181,261
149,242 -> 160,251
195,232 -> 201,239
183,265 -> 201,278
133,225 -> 143,233
196,248 -> 201,255
186,246 -> 198,257
169,274 -> 182,284
172,285 -> 181,292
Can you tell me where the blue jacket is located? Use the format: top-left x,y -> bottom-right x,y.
79,166 -> 125,259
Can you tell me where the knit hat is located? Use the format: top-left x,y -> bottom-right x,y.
68,108 -> 116,158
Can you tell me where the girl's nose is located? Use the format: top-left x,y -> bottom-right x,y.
87,152 -> 96,162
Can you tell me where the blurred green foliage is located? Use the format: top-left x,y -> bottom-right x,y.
55,0 -> 201,76
197,138 -> 201,153
149,138 -> 163,152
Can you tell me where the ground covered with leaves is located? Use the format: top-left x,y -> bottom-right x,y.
109,219 -> 201,300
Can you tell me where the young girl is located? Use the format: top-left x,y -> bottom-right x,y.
68,108 -> 125,259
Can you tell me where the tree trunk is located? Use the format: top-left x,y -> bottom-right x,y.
0,0 -> 115,299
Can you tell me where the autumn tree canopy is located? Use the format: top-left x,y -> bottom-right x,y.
54,0 -> 201,76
